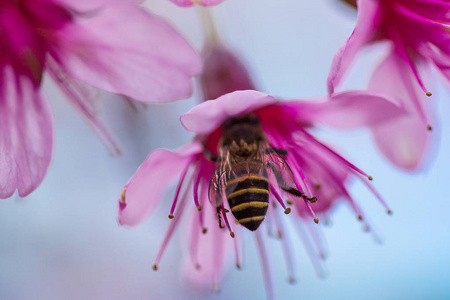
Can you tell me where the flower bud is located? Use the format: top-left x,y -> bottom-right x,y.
200,44 -> 255,102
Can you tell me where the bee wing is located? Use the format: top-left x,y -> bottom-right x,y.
259,143 -> 306,198
208,161 -> 227,208
208,148 -> 241,208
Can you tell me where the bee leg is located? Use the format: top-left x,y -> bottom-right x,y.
268,147 -> 288,156
281,187 -> 317,203
204,150 -> 220,162
216,207 -> 225,229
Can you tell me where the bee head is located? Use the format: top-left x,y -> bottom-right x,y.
229,139 -> 258,157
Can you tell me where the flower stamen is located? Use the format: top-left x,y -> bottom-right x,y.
220,205 -> 235,238
153,178 -> 193,270
169,160 -> 192,218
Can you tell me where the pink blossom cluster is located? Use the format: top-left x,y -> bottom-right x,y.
1,0 -> 447,299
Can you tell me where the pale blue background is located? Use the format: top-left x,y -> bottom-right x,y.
1,0 -> 449,299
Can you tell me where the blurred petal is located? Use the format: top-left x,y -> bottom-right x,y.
54,0 -> 144,11
182,205 -> 231,290
118,142 -> 202,226
52,4 -> 201,103
180,90 -> 277,134
286,91 -> 406,129
169,0 -> 225,7
368,51 -> 431,170
327,0 -> 379,94
0,69 -> 53,198
371,115 -> 429,171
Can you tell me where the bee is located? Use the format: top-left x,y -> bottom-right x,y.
207,113 -> 317,232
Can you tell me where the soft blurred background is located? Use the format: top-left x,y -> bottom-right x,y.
1,0 -> 449,299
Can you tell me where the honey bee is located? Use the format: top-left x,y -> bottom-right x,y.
207,114 -> 317,232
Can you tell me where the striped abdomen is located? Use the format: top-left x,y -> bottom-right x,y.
226,170 -> 269,231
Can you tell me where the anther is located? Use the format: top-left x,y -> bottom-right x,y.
152,264 -> 158,271
368,176 -> 373,181
230,232 -> 235,238
168,214 -> 174,219
197,205 -> 203,211
427,125 -> 433,131
288,277 -> 296,284
358,215 -> 363,221
387,209 -> 393,215
286,200 -> 294,205
119,188 -> 126,203
202,228 -> 208,234
426,92 -> 432,97
223,209 -> 229,213
236,263 -> 242,270
314,218 -> 319,224
284,208 -> 291,215
315,184 -> 322,190
195,264 -> 201,270
307,196 -> 318,203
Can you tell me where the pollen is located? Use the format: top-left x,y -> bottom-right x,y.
426,92 -> 432,97
387,209 -> 393,215
197,205 -> 203,211
152,264 -> 158,271
119,187 -> 127,204
230,232 -> 235,238
284,208 -> 291,215
286,200 -> 294,205
168,214 -> 174,219
427,125 -> 433,131
314,218 -> 319,224
368,176 -> 373,181
358,215 -> 363,221
202,228 -> 208,234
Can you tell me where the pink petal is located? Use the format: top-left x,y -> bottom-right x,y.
368,51 -> 431,170
0,69 -> 53,198
285,91 -> 406,129
51,3 -> 201,103
182,205 -> 231,290
327,0 -> 379,94
169,0 -> 225,7
54,0 -> 143,11
117,141 -> 202,226
370,115 -> 430,171
180,90 -> 277,134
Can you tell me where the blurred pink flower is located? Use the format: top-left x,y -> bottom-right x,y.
328,0 -> 444,169
118,89 -> 403,297
0,0 -> 201,198
169,0 -> 225,7
200,43 -> 255,101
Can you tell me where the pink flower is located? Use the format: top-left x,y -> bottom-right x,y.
0,0 -> 201,198
328,0 -> 444,170
118,89 -> 404,297
200,43 -> 255,101
169,0 -> 225,7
